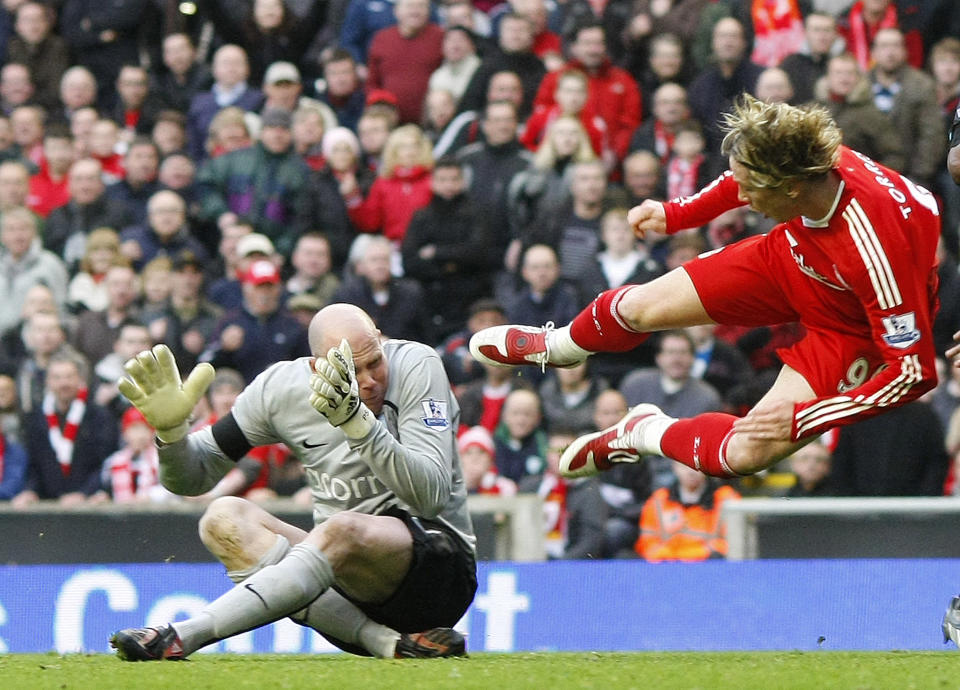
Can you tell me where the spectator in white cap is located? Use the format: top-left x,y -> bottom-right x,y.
322,126 -> 375,198
249,61 -> 337,139
207,230 -> 279,312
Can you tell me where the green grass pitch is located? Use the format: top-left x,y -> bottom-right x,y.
2,652 -> 959,690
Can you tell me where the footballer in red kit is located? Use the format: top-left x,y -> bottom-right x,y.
470,95 -> 940,480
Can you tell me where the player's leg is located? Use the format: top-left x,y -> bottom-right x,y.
193,498 -> 410,657
561,364 -> 815,478
198,496 -> 308,574
142,510 -> 455,656
173,509 -> 469,657
191,503 -> 465,657
303,511 -> 413,603
662,364 -> 815,475
112,499 -> 437,660
326,508 -> 476,652
470,269 -> 714,369
558,235 -> 806,477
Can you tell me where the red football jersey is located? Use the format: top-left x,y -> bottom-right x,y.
662,147 -> 940,440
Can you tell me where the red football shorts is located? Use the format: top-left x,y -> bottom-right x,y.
682,234 -> 885,397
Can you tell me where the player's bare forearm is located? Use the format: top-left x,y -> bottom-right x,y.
731,399 -> 795,442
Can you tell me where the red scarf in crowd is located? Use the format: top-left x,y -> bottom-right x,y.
751,0 -> 805,67
43,388 -> 88,476
653,120 -> 675,164
538,473 -> 569,558
846,0 -> 899,70
108,445 -> 160,502
667,154 -> 705,200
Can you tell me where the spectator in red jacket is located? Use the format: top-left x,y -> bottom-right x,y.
521,69 -> 608,161
343,124 -> 434,245
533,21 -> 641,163
838,0 -> 925,72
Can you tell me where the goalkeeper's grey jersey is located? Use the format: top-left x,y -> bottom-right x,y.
194,339 -> 474,552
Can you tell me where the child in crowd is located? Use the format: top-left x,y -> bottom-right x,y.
357,107 -> 396,173
93,407 -> 174,504
205,107 -> 252,158
459,425 -> 517,496
292,105 -> 327,170
664,119 -> 709,201
151,110 -> 188,157
493,388 -> 547,483
324,126 -> 375,198
518,428 -> 607,559
67,228 -> 123,314
139,256 -> 173,322
89,118 -> 125,183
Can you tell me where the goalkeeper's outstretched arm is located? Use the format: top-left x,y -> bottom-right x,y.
118,344 -> 234,495
155,428 -> 238,496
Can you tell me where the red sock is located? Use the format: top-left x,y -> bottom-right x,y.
660,413 -> 740,478
569,286 -> 650,352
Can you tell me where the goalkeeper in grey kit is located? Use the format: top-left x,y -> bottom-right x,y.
110,303 -> 476,660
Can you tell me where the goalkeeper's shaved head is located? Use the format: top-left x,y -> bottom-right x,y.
721,94 -> 841,191
309,303 -> 381,356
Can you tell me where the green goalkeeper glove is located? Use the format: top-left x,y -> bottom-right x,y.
309,339 -> 375,439
117,344 -> 215,443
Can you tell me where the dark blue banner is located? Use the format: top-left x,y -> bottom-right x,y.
1,560 -> 956,653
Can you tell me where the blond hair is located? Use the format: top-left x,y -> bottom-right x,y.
79,227 -> 122,273
206,106 -> 250,155
533,114 -> 597,170
380,124 -> 433,178
721,94 -> 841,191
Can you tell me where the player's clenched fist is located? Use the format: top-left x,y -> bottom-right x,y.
118,344 -> 215,443
309,339 -> 374,439
627,199 -> 666,239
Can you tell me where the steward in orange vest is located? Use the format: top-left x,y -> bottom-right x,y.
635,462 -> 740,562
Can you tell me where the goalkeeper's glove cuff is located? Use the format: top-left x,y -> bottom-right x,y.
156,421 -> 189,445
339,403 -> 375,440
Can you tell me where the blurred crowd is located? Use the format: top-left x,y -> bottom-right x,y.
1,0 -> 960,561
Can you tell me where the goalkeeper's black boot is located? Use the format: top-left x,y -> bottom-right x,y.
394,627 -> 467,658
110,624 -> 186,661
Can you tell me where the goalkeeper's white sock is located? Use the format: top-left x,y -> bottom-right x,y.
221,534 -> 398,657
293,590 -> 401,658
174,543 -> 334,655
226,534 -> 291,583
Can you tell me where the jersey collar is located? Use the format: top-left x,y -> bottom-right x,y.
801,179 -> 845,228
